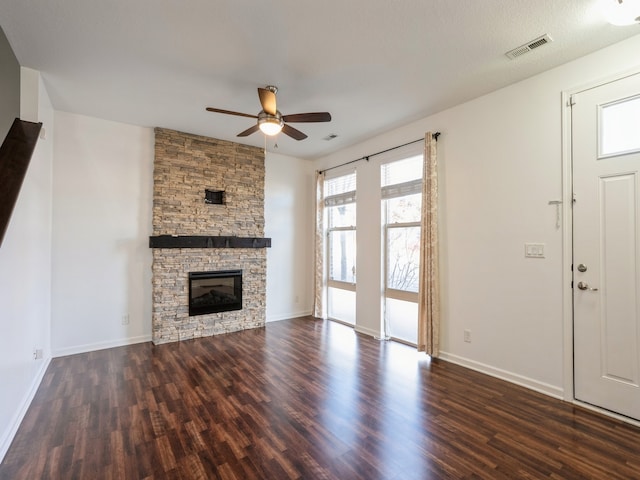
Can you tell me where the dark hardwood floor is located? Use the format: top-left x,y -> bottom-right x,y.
2,317 -> 640,479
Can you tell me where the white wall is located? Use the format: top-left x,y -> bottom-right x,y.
315,33 -> 640,397
0,68 -> 53,461
265,152 -> 315,321
51,112 -> 154,356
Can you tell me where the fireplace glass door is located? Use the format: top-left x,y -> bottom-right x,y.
189,270 -> 242,316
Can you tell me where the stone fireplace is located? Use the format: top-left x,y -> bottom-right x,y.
150,128 -> 268,344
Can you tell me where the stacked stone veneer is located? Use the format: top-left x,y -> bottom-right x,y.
152,128 -> 266,344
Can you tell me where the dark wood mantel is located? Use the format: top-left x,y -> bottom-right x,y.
149,235 -> 271,249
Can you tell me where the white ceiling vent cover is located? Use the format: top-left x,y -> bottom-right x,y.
505,34 -> 553,60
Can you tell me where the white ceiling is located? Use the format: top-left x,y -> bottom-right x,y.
1,1 -> 639,159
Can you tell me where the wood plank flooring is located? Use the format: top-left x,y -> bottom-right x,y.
2,317 -> 640,479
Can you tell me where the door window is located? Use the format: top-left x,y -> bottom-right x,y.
599,94 -> 640,158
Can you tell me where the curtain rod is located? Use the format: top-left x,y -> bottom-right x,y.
319,132 -> 440,174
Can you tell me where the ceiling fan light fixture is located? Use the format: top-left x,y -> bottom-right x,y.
601,0 -> 640,25
258,115 -> 283,136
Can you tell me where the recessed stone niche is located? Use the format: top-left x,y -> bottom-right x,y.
151,128 -> 266,344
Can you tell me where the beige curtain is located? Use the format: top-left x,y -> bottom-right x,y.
313,171 -> 326,318
417,132 -> 440,356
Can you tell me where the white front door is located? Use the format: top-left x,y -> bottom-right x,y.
572,72 -> 640,421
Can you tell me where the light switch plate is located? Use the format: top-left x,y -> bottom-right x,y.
525,243 -> 545,258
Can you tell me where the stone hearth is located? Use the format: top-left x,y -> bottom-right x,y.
151,128 -> 267,344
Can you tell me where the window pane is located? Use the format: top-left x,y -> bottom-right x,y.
600,95 -> 640,157
328,204 -> 356,228
386,193 -> 422,224
387,226 -> 420,292
329,230 -> 356,283
328,287 -> 356,325
325,172 -> 356,196
381,155 -> 423,187
386,298 -> 418,344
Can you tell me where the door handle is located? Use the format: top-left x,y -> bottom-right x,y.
577,281 -> 598,291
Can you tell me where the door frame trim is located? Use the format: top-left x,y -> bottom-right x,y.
561,66 -> 640,405
560,87 -> 574,402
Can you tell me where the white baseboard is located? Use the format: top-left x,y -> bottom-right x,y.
0,356 -> 51,463
266,310 -> 313,323
438,351 -> 564,400
52,334 -> 152,358
354,324 -> 384,339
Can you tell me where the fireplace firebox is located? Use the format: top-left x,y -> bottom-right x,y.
188,270 -> 242,316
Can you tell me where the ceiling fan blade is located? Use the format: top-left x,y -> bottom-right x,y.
258,88 -> 277,116
282,124 -> 308,141
206,107 -> 258,119
237,124 -> 260,137
282,112 -> 332,123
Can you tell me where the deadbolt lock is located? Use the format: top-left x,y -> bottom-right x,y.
577,263 -> 587,272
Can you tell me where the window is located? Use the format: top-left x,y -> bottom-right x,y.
325,172 -> 356,324
382,155 -> 423,344
599,94 -> 640,158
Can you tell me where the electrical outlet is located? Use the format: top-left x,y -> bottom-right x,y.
33,348 -> 43,360
295,295 -> 300,304
121,314 -> 130,325
464,329 -> 471,343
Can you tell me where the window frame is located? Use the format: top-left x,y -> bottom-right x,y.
384,221 -> 420,302
324,170 -> 357,293
381,155 -> 423,302
327,225 -> 356,291
598,93 -> 640,159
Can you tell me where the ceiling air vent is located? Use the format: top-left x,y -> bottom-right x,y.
505,34 -> 553,60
